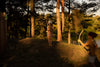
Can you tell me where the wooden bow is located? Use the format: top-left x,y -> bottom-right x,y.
79,29 -> 84,40
78,29 -> 89,51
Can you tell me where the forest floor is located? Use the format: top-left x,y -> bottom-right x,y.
0,38 -> 100,67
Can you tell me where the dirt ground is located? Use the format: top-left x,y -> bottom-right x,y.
0,38 -> 100,67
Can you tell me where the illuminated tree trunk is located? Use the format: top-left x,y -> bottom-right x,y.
56,0 -> 62,41
68,0 -> 71,44
62,0 -> 65,33
68,15 -> 71,44
30,0 -> 35,38
31,16 -> 34,38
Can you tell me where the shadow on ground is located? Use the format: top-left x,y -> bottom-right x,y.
0,38 -> 74,67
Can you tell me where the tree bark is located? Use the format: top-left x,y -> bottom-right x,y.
30,0 -> 35,38
62,0 -> 65,33
31,16 -> 34,37
0,12 -> 7,53
56,0 -> 62,41
68,0 -> 71,44
68,15 -> 71,44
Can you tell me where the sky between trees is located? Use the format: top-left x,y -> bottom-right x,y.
37,0 -> 100,16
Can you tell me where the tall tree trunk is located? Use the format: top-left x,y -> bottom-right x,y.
68,0 -> 71,44
0,12 -> 7,53
30,0 -> 35,38
31,16 -> 34,37
56,0 -> 62,41
62,0 -> 65,33
68,15 -> 71,44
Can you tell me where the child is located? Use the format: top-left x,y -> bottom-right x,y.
47,20 -> 53,46
78,32 -> 98,67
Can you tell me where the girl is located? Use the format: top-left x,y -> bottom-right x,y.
47,20 -> 53,46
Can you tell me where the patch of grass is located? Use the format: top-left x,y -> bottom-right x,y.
56,42 -> 89,67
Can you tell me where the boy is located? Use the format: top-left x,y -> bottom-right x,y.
78,32 -> 98,67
